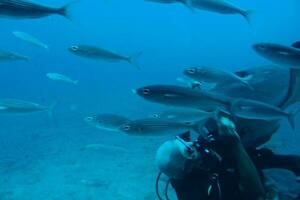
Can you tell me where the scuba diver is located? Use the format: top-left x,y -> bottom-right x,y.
155,116 -> 300,200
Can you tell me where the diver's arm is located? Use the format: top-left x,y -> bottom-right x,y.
217,118 -> 265,200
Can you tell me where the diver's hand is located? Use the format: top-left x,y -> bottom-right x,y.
216,117 -> 241,145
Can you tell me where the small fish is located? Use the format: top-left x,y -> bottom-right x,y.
68,44 -> 142,69
119,118 -> 206,136
146,0 -> 252,23
253,43 -> 300,68
0,49 -> 29,62
80,179 -> 107,188
191,0 -> 252,23
231,98 -> 300,130
46,73 -> 78,85
0,99 -> 56,117
150,108 -> 215,122
0,0 -> 72,19
13,31 -> 48,49
80,143 -> 126,152
136,85 -> 231,112
84,114 -> 131,132
184,66 -> 253,90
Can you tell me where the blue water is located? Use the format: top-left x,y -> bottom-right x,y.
0,0 -> 300,199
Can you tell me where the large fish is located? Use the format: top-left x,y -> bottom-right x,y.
84,114 -> 131,132
253,42 -> 300,68
68,45 -> 142,69
230,98 -> 300,130
191,0 -> 252,23
0,0 -> 71,19
136,85 -> 231,112
210,66 -> 300,147
0,49 -> 29,62
13,31 -> 48,49
119,118 -> 205,136
184,66 -> 253,90
0,99 -> 56,116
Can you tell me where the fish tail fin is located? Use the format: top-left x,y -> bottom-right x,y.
47,102 -> 58,120
128,51 -> 143,70
288,108 -> 300,130
241,10 -> 254,25
58,1 -> 79,19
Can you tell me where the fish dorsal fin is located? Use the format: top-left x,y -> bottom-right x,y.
292,41 -> 300,49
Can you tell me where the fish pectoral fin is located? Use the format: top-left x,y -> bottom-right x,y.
163,94 -> 179,98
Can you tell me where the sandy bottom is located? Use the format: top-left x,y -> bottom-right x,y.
0,116 -> 300,200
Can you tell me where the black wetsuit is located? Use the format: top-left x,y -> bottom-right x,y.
171,146 -> 300,200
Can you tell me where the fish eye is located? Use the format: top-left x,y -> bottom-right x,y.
85,117 -> 93,121
258,44 -> 266,50
122,125 -> 131,131
70,45 -> 79,51
187,68 -> 196,74
142,88 -> 150,95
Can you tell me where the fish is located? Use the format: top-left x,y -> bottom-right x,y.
119,118 -> 206,136
184,66 -> 253,90
0,99 -> 56,117
176,77 -> 202,89
46,73 -> 78,85
207,65 -> 300,148
12,31 -> 48,49
84,114 -> 131,132
145,0 -> 192,9
0,49 -> 29,62
68,45 -> 142,69
135,85 -> 231,112
80,143 -> 126,152
0,0 -> 71,19
191,0 -> 252,23
150,108 -> 215,122
230,98 -> 300,130
253,43 -> 300,68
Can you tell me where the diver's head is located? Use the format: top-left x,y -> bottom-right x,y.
155,137 -> 201,179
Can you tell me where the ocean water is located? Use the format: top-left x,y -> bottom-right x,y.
1,0 -> 300,199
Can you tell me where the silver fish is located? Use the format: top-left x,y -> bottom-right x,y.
46,73 -> 78,85
0,0 -> 71,19
253,43 -> 300,68
150,108 -> 215,122
0,99 -> 55,116
68,45 -> 142,69
119,118 -> 205,136
231,98 -> 300,130
184,66 -> 253,90
136,85 -> 230,112
191,0 -> 252,23
0,49 -> 29,62
13,31 -> 48,49
84,114 -> 131,132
